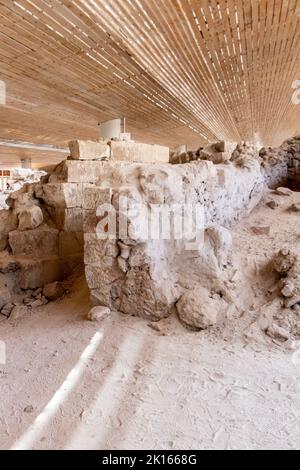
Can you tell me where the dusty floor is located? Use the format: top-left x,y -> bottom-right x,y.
1,188 -> 300,450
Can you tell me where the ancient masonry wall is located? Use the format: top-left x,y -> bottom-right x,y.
0,138 -> 299,323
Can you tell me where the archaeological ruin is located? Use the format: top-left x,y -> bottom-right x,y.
1,0 -> 300,454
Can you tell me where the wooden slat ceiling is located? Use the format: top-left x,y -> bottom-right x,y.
0,0 -> 300,167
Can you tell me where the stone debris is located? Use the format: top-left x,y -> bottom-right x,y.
289,203 -> 300,212
0,303 -> 14,318
23,405 -> 34,413
0,286 -> 11,310
273,249 -> 297,275
176,287 -> 225,330
275,187 -> 293,196
18,205 -> 43,230
266,200 -> 278,210
43,281 -> 66,301
258,246 -> 300,342
251,225 -> 271,236
87,305 -> 111,322
266,323 -> 290,342
9,305 -> 28,322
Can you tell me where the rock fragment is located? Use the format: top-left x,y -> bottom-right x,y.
87,306 -> 111,322
275,187 -> 293,196
176,287 -> 223,330
43,282 -> 66,301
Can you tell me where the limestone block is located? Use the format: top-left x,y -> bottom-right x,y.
59,231 -> 84,257
85,262 -> 122,290
35,183 -> 83,208
84,233 -> 118,264
9,305 -> 28,322
18,206 -> 43,231
49,160 -> 105,184
69,140 -> 110,160
87,306 -> 111,322
0,209 -> 18,251
119,268 -> 173,321
7,189 -> 39,213
110,141 -> 169,163
9,228 -> 59,257
54,208 -> 83,232
0,286 -> 11,310
215,141 -> 236,154
83,186 -> 112,210
19,254 -> 83,289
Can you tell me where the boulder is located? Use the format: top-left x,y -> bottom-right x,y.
275,187 -> 293,196
1,303 -> 14,318
176,287 -> 224,330
18,205 -> 43,230
43,281 -> 66,301
7,189 -> 39,212
87,305 -> 111,322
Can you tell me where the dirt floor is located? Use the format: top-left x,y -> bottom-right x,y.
1,188 -> 300,450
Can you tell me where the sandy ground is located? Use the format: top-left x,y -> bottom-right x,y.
1,188 -> 300,450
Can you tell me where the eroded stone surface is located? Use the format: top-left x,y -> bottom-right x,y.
18,206 -> 43,231
176,287 -> 224,330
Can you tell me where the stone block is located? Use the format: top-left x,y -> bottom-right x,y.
49,160 -> 105,184
35,183 -> 83,208
19,256 -> 63,289
9,228 -> 59,257
18,206 -> 43,230
69,140 -> 110,160
0,209 -> 18,251
215,141 -> 236,154
0,286 -> 11,310
18,254 -> 83,289
110,141 -> 169,163
84,233 -> 118,264
82,186 -> 112,210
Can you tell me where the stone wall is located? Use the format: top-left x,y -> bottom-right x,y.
1,137 -> 299,326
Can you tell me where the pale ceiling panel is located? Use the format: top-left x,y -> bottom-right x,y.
0,0 -> 299,168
